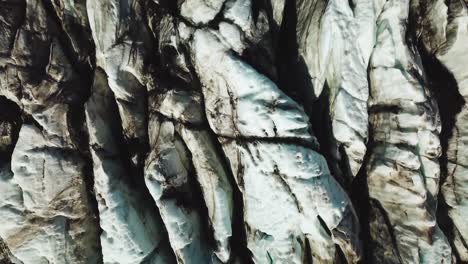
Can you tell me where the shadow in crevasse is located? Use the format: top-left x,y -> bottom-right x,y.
0,96 -> 22,168
275,0 -> 372,263
275,0 -> 352,189
417,42 -> 465,263
277,0 -> 360,210
276,0 -> 317,111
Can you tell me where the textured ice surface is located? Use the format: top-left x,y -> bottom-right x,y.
0,125 -> 100,264
0,0 -> 466,263
191,26 -> 361,263
367,1 -> 451,262
320,0 -> 386,178
192,29 -> 313,141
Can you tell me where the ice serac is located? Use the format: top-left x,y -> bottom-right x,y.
46,0 -> 94,68
146,13 -> 236,262
189,15 -> 362,263
86,69 -> 174,264
0,124 -> 100,264
180,0 -> 224,25
145,118 -> 214,263
295,0 -> 328,98
87,0 -> 152,168
320,0 -> 385,180
0,0 -> 101,262
146,88 -> 211,264
412,0 -> 468,261
367,1 -> 451,262
178,127 -> 234,262
270,0 -> 285,27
